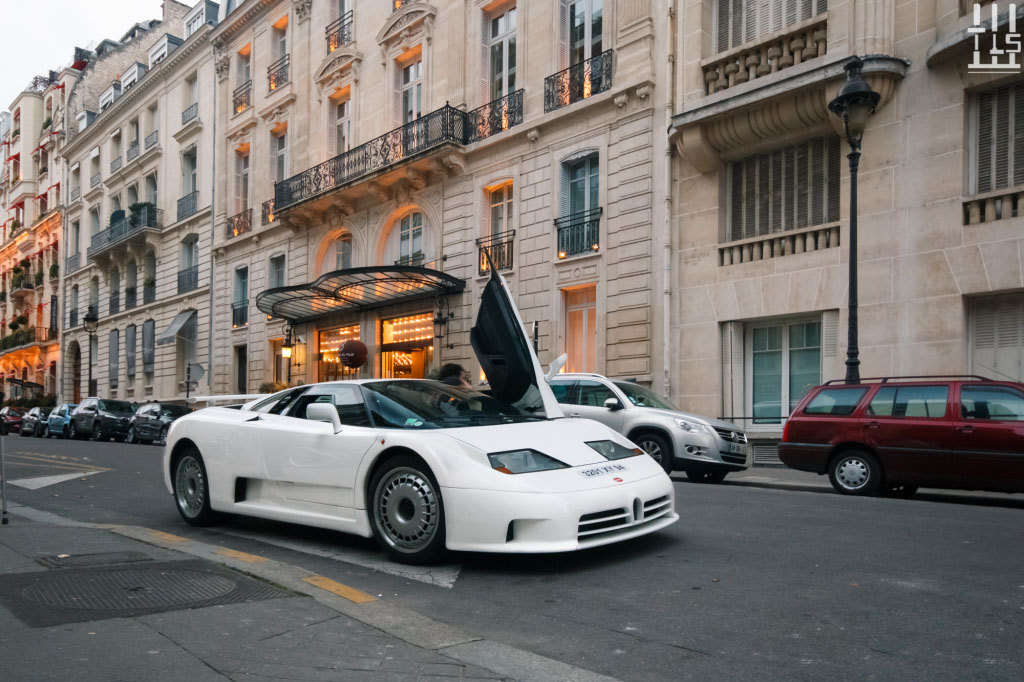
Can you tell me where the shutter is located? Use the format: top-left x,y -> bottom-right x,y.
745,0 -> 757,43
109,329 -> 119,389
481,11 -> 491,104
730,161 -> 743,240
757,153 -> 769,237
743,157 -> 755,238
143,320 -> 155,374
721,321 -> 745,427
827,136 -> 840,222
717,0 -> 729,53
822,310 -> 838,357
786,0 -> 797,26
327,97 -> 337,158
995,86 -> 1011,190
1014,84 -> 1024,186
783,146 -> 795,230
233,154 -> 242,212
796,142 -> 809,228
393,62 -> 403,126
977,91 -> 993,193
126,325 -> 136,378
801,0 -> 813,21
559,163 -> 570,218
811,137 -> 824,225
558,0 -> 569,69
770,149 -> 782,233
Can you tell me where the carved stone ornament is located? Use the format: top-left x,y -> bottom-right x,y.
526,128 -> 540,143
215,54 -> 231,82
293,0 -> 313,23
314,48 -> 362,89
376,3 -> 437,48
368,181 -> 391,202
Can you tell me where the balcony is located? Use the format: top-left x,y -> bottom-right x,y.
394,253 -> 425,267
233,81 -> 252,114
110,156 -> 122,174
544,50 -> 614,113
109,292 -> 120,315
227,208 -> 252,239
181,102 -> 198,126
476,230 -> 515,276
143,282 -> 156,304
0,326 -> 56,352
177,265 -> 199,294
90,172 -> 101,188
268,54 -> 290,91
66,253 -> 81,273
145,130 -> 159,149
126,142 -> 139,162
87,205 -> 163,261
12,275 -> 35,303
326,10 -> 354,52
232,300 -> 248,327
261,198 -> 276,225
125,288 -> 137,310
555,208 -> 602,259
719,223 -> 840,266
466,89 -> 524,144
177,190 -> 199,221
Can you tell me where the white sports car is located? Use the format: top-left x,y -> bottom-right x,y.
163,273 -> 678,563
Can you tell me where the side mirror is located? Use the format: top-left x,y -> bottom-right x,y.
306,403 -> 342,433
604,397 -> 624,411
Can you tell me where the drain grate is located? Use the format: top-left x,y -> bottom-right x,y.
37,551 -> 153,569
0,560 -> 291,627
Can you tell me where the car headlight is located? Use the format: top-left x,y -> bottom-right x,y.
586,440 -> 645,461
488,449 -> 568,474
676,419 -> 710,433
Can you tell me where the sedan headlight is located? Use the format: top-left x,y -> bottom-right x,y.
676,419 -> 710,433
587,440 -> 645,461
488,449 -> 568,474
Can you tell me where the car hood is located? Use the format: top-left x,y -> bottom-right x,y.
444,418 -> 628,467
633,407 -> 743,433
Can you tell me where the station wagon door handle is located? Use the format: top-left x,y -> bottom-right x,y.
955,425 -> 975,434
866,421 -> 880,429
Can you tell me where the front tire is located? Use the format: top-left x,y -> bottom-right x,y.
634,433 -> 673,473
369,455 -> 446,564
173,448 -> 217,526
127,425 -> 139,444
90,423 -> 103,441
157,427 -> 168,447
828,450 -> 882,496
69,422 -> 79,440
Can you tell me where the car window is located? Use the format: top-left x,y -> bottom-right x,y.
162,405 -> 191,418
803,387 -> 869,416
961,386 -> 1024,421
252,387 -> 309,414
98,400 -> 135,414
867,385 -> 948,418
288,385 -> 371,427
577,380 -> 616,407
614,381 -> 679,410
549,381 -> 575,404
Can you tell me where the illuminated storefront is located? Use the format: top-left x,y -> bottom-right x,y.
381,313 -> 433,379
318,324 -> 361,381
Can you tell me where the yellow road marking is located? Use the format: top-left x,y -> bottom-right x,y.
302,575 -> 377,604
147,530 -> 189,544
214,547 -> 268,563
7,453 -> 110,472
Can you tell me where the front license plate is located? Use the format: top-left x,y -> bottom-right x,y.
727,442 -> 747,455
579,463 -> 629,479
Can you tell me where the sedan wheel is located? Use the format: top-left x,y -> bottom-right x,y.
828,451 -> 882,496
42,425 -> 50,438
173,449 -> 217,526
369,456 -> 445,564
90,425 -> 103,442
158,427 -> 168,447
127,425 -> 138,445
635,433 -> 673,473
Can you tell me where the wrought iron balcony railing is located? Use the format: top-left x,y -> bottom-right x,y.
87,206 -> 163,259
110,156 -> 122,174
181,102 -> 199,125
268,54 -> 290,91
326,10 -> 354,52
227,208 -> 252,239
177,265 -> 199,294
544,50 -> 615,113
66,253 -> 80,273
90,172 -> 101,188
555,208 -> 602,258
394,253 -> 425,267
233,80 -> 252,114
232,300 -> 248,327
466,89 -> 524,144
125,289 -> 137,310
261,198 -> 276,225
145,130 -> 159,149
109,293 -> 120,315
126,142 -> 139,162
476,230 -> 515,275
177,190 -> 199,221
143,282 -> 156,304
35,326 -> 56,343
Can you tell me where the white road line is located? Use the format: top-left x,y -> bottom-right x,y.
217,527 -> 462,588
9,470 -> 102,490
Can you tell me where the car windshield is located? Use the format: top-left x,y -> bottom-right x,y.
360,380 -> 545,429
98,400 -> 135,414
161,405 -> 191,417
614,381 -> 679,410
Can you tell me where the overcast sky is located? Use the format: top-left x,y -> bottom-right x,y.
0,0 -> 164,112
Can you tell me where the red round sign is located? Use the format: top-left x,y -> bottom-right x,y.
339,339 -> 368,368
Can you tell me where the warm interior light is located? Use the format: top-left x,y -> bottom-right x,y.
281,345 -> 292,359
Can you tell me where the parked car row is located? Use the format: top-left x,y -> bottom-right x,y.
3,399 -> 191,444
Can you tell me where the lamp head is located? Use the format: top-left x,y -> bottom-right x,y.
828,57 -> 881,146
83,310 -> 98,333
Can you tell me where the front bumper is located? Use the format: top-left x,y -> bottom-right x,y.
442,471 -> 678,553
669,429 -> 751,471
97,420 -> 131,435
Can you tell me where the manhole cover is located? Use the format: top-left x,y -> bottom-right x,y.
37,551 -> 153,569
0,560 -> 291,627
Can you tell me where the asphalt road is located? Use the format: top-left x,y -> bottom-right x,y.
2,434 -> 1022,681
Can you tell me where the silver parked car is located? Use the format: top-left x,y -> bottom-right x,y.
549,373 -> 752,483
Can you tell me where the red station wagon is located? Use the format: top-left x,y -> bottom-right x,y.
779,376 -> 1024,496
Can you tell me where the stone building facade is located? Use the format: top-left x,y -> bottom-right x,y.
669,0 -> 1024,459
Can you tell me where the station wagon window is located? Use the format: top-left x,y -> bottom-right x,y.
960,386 -> 1024,420
868,385 -> 948,418
803,387 -> 868,416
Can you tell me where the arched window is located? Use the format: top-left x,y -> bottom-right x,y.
319,234 -> 352,275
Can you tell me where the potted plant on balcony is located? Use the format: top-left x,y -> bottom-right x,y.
16,315 -> 28,326
8,321 -> 18,331
49,263 -> 58,280
125,284 -> 136,296
0,291 -> 6,302
129,201 -> 156,226
11,271 -> 22,289
34,271 -> 43,286
39,165 -> 48,176
10,219 -> 20,230
145,276 -> 155,288
19,259 -> 28,268
41,116 -> 51,132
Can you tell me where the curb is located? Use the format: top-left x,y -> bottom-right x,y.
725,479 -> 832,494
8,503 -> 619,682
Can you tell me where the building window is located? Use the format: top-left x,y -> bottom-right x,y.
233,267 -> 249,327
89,208 -> 101,236
145,173 -> 158,204
234,345 -> 248,394
109,329 -> 119,388
142,319 -> 156,382
727,137 -> 840,242
329,95 -> 351,157
237,48 -> 251,86
563,154 -> 599,217
401,59 -> 423,124
563,0 -> 603,67
487,6 -> 517,102
972,83 -> 1024,194
970,293 -> 1024,382
397,213 -> 423,265
273,131 -> 288,182
177,313 -> 197,383
715,0 -> 829,53
70,221 -> 80,253
236,150 -> 250,212
182,147 -> 198,194
564,285 -> 597,373
488,183 -> 513,238
747,319 -> 821,424
320,235 -> 352,276
126,324 -> 137,378
269,254 -> 286,288
180,234 -> 199,270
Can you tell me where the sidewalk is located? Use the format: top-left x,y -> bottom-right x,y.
0,504 -> 619,682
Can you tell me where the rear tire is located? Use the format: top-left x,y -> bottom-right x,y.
828,450 -> 882,496
172,448 -> 217,526
368,455 -> 446,564
633,433 -> 673,473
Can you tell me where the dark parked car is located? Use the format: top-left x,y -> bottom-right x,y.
128,402 -> 192,445
46,403 -> 78,438
779,376 -> 1024,496
20,406 -> 52,437
0,406 -> 24,434
70,398 -> 136,441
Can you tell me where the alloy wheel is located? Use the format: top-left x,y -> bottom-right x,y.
373,467 -> 441,555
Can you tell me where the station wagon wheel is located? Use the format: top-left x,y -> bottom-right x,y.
828,450 -> 882,496
369,455 -> 446,564
635,433 -> 673,473
173,448 -> 217,526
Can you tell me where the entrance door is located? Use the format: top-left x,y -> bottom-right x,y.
381,313 -> 433,378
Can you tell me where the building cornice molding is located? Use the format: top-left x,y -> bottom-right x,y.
210,0 -> 279,48
376,3 -> 436,47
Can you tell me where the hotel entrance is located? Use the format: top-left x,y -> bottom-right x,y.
381,313 -> 433,379
318,324 -> 361,381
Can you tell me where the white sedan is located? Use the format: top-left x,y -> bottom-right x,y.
163,274 -> 677,563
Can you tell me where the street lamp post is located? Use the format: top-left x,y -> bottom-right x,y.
828,57 -> 880,385
83,307 -> 99,396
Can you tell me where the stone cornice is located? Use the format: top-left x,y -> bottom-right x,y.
210,0 -> 279,49
62,25 -> 214,159
927,6 -> 1024,67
